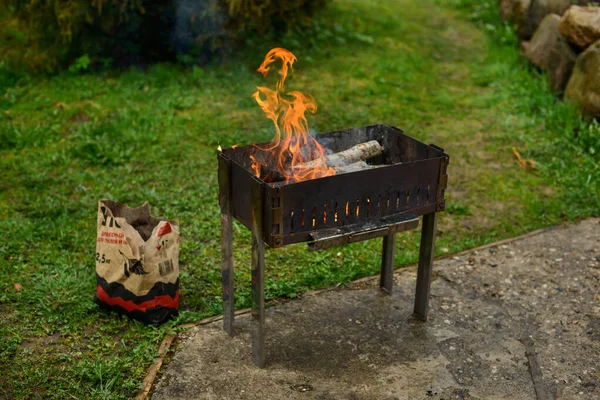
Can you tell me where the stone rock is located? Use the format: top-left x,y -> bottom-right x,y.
559,6 -> 600,49
525,14 -> 561,69
523,0 -> 571,38
547,36 -> 578,93
565,40 -> 600,117
511,0 -> 533,38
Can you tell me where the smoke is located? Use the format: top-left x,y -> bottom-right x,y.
171,0 -> 228,61
310,129 -> 335,156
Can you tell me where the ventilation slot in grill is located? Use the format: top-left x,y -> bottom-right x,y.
334,203 -> 339,223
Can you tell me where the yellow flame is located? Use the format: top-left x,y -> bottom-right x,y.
251,48 -> 335,183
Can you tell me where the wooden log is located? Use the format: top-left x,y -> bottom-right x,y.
333,161 -> 368,174
295,140 -> 384,170
333,161 -> 382,174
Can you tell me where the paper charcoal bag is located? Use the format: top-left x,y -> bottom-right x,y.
94,200 -> 180,324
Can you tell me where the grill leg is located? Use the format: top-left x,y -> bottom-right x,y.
414,212 -> 437,321
218,155 -> 235,336
251,178 -> 266,368
380,233 -> 396,293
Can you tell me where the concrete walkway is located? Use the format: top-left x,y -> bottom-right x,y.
153,219 -> 600,400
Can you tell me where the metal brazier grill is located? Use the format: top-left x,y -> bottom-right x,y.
218,124 -> 449,367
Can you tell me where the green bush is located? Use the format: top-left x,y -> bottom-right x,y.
1,0 -> 328,72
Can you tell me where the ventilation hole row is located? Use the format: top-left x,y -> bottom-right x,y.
289,197 -> 372,231
289,187 -> 433,232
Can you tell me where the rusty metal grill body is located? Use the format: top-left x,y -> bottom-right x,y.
218,124 -> 449,367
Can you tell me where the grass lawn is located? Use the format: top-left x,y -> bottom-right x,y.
1,0 -> 598,398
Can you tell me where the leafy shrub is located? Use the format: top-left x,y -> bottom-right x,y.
1,0 -> 329,72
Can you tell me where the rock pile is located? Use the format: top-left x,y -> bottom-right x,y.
501,1 -> 600,117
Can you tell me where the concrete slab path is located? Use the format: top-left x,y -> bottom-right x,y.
153,219 -> 600,400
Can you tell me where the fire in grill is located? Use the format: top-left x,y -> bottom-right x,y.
217,48 -> 449,367
218,124 -> 449,367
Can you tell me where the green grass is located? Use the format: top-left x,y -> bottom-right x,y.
1,0 -> 599,398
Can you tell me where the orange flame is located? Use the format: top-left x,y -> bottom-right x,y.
249,154 -> 261,176
251,48 -> 335,183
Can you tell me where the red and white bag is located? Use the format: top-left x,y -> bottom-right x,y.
93,200 -> 180,325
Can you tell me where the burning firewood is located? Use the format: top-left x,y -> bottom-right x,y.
294,140 -> 384,170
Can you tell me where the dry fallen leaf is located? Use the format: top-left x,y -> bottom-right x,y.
512,146 -> 526,169
512,147 -> 536,170
53,101 -> 69,109
14,283 -> 22,291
